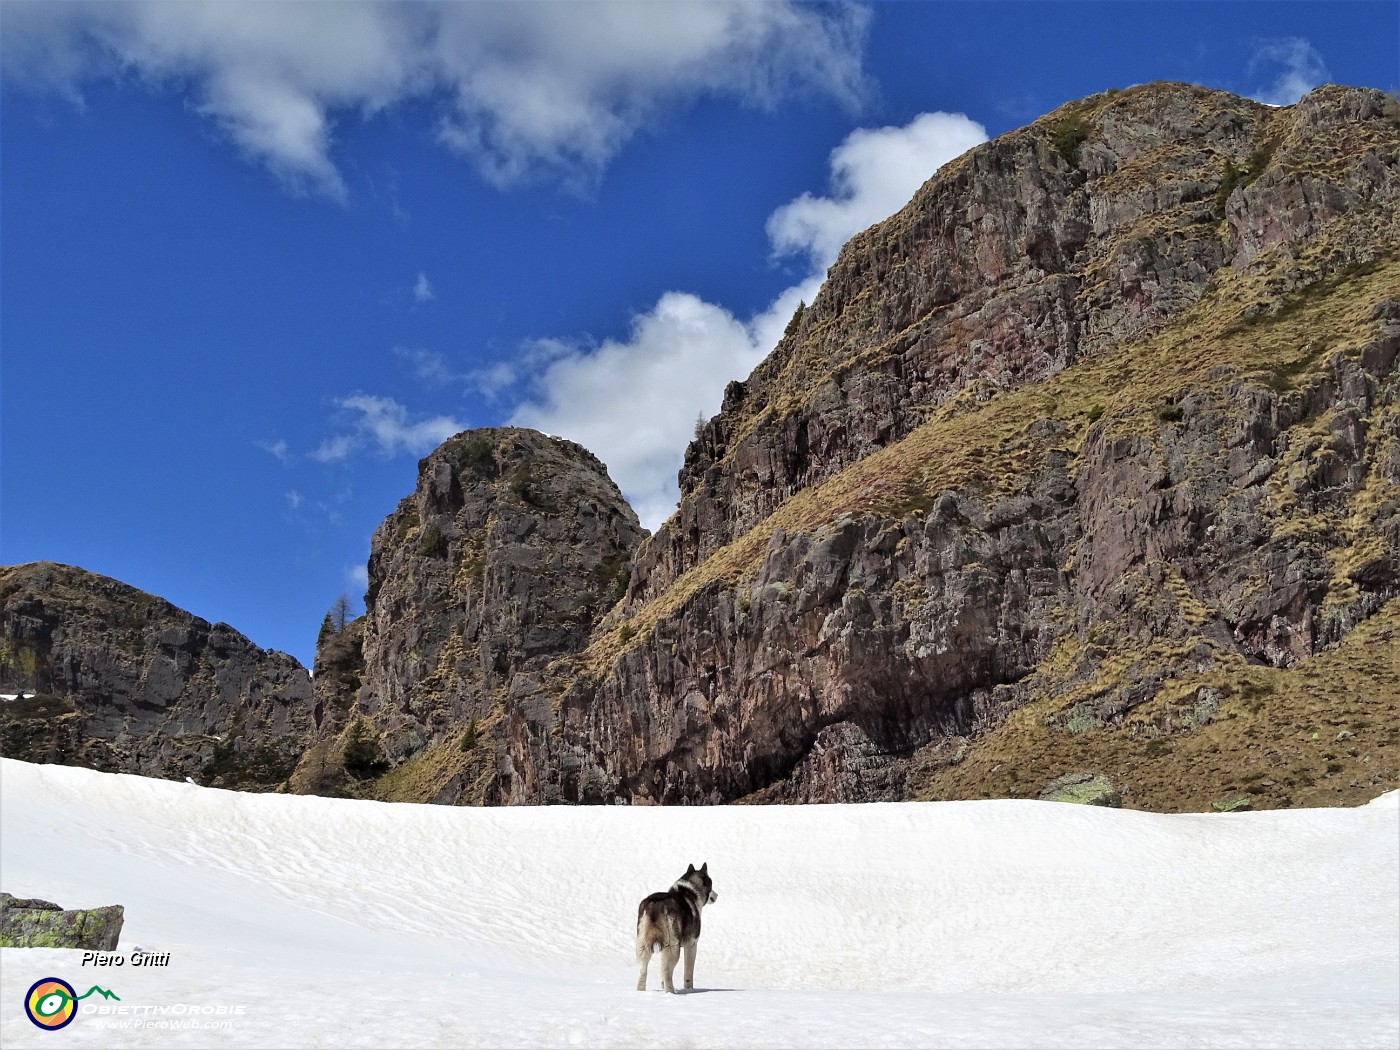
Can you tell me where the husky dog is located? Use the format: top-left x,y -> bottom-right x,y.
636,862 -> 718,993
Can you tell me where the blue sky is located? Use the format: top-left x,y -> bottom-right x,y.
2,2 -> 1396,667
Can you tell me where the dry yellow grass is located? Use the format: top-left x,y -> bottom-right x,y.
911,599 -> 1400,812
372,705 -> 504,805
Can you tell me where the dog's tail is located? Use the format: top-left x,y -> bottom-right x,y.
636,901 -> 666,957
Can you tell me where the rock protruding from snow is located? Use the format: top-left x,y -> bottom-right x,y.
0,891 -> 124,950
1039,772 -> 1123,807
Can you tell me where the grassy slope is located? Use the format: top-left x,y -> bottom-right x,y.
912,598 -> 1399,812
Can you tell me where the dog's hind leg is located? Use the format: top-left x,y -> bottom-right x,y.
636,940 -> 651,992
683,939 -> 696,990
659,942 -> 680,994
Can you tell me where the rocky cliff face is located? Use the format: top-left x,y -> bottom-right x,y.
514,82 -> 1398,811
639,84 -> 1394,601
0,562 -> 314,788
290,428 -> 645,804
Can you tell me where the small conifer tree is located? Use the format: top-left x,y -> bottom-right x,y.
330,593 -> 351,632
342,719 -> 386,779
783,300 -> 806,339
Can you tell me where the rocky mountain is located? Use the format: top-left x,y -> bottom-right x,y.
498,82 -> 1394,812
7,82 -> 1397,813
0,562 -> 314,788
287,428 -> 645,803
554,81 -> 1398,812
300,81 -> 1395,813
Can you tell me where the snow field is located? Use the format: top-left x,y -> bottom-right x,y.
1,758 -> 1396,1048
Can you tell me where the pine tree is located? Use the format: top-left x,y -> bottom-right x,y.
342,719 -> 385,779
330,593 -> 352,633
783,300 -> 806,339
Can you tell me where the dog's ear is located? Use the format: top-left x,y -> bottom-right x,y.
686,863 -> 695,875
700,862 -> 708,875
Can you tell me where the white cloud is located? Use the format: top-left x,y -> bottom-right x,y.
312,395 -> 463,463
413,272 -> 434,303
510,111 -> 987,530
510,293 -> 760,529
429,2 -> 869,189
766,111 -> 988,271
472,360 -> 522,400
1,1 -> 868,197
392,350 -> 456,392
391,342 -> 576,402
311,434 -> 357,464
394,346 -> 461,387
3,1 -> 425,199
347,394 -> 462,453
258,438 -> 290,463
285,490 -> 303,510
470,338 -> 574,400
346,564 -> 369,590
1248,38 -> 1329,107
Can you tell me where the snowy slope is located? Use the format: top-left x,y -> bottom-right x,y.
1,758 -> 1396,1048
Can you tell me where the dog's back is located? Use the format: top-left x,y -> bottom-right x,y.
636,889 -> 696,955
636,863 -> 716,993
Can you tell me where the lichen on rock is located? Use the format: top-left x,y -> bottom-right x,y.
1039,773 -> 1124,807
0,892 -> 125,950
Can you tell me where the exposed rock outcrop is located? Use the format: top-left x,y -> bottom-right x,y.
286,614 -> 366,798
0,562 -> 314,788
291,428 -> 645,804
300,83 -> 1396,813
1039,773 -> 1123,807
0,893 -> 125,950
321,82 -> 1394,812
